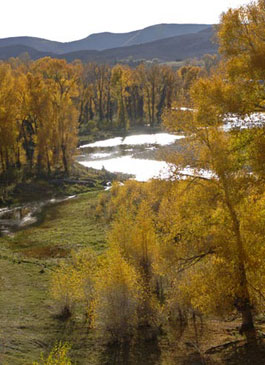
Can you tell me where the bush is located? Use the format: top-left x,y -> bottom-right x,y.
50,248 -> 97,320
33,342 -> 72,365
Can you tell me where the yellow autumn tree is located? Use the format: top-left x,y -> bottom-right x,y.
111,64 -> 132,130
93,247 -> 142,342
160,0 -> 265,344
0,63 -> 20,173
32,58 -> 80,174
50,248 -> 97,320
137,64 -> 163,126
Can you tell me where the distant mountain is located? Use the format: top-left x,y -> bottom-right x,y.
57,27 -> 217,63
0,25 -> 217,64
68,24 -> 213,52
0,24 -> 212,54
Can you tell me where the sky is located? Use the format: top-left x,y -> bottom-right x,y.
1,0 -> 251,42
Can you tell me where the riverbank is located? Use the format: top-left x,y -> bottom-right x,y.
0,161 -> 131,236
0,189 -> 109,364
0,162 -> 128,207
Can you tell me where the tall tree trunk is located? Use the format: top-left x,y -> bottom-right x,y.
46,148 -> 51,175
5,149 -> 9,170
106,89 -> 111,128
222,176 -> 257,345
16,146 -> 21,169
151,83 -> 155,126
99,90 -> 103,122
0,149 -> 5,173
61,144 -> 68,175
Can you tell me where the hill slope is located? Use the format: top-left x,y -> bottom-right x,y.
0,44 -> 54,60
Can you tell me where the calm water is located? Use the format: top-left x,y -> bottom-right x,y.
78,133 -> 184,181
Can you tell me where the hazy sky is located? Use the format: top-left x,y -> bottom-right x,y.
2,0 -> 250,42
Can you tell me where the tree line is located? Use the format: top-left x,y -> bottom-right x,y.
0,56 -> 216,179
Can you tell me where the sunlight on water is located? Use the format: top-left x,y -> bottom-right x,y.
80,156 -> 170,182
77,132 -> 215,182
223,112 -> 265,131
78,132 -> 184,181
80,133 -> 184,148
90,152 -> 113,159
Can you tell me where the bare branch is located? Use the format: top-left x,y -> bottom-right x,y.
177,249 -> 216,274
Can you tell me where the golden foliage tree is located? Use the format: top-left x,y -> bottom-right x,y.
93,247 -> 142,341
50,248 -> 97,320
160,0 -> 265,344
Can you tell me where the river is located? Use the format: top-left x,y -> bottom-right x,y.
1,132 -> 181,235
77,132 -> 185,181
77,113 -> 265,182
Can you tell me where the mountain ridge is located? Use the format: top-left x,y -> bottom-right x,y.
55,27 -> 217,63
0,23 -> 212,53
0,24 -> 217,64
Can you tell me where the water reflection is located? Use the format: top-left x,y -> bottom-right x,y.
80,133 -> 184,148
80,156 -> 170,182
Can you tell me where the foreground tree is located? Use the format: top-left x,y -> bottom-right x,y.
161,1 -> 265,344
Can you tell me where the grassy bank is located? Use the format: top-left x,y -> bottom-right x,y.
0,190 -> 108,364
0,161 -> 127,208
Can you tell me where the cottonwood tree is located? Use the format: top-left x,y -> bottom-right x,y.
137,64 -> 163,126
161,0 -> 265,344
111,64 -> 132,130
93,247 -> 142,341
32,58 -> 79,174
0,63 -> 20,173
